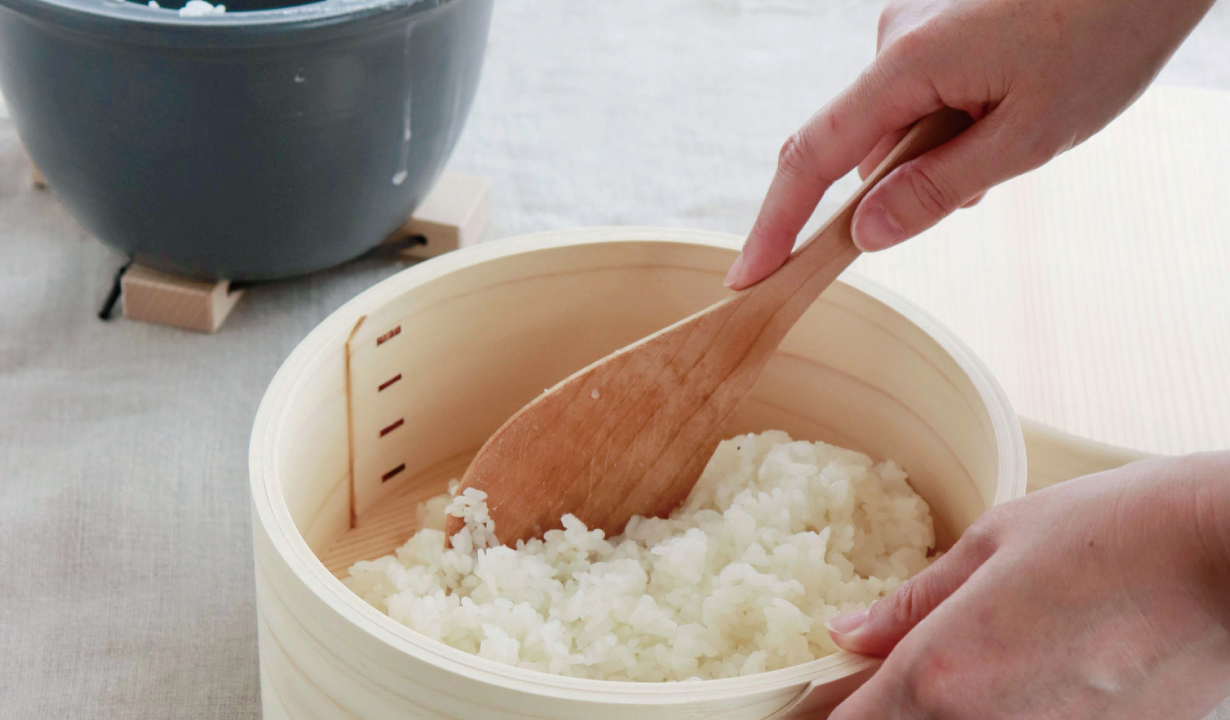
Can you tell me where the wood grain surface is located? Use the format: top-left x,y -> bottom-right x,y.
854,86 -> 1230,456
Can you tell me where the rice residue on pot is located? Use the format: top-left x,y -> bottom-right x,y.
345,431 -> 936,681
177,0 -> 225,16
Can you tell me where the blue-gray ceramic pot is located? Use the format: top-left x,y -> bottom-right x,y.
0,0 -> 492,279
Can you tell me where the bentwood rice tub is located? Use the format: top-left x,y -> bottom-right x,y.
249,227 -> 1030,719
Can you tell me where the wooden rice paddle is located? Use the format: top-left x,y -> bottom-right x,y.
448,108 -> 973,546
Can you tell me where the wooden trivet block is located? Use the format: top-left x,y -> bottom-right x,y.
121,266 -> 243,333
116,171 -> 490,333
395,172 -> 490,259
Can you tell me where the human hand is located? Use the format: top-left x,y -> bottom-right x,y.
824,453 -> 1230,719
725,0 -> 1217,289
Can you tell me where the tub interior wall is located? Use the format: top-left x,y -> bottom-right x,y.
275,241 -> 1001,566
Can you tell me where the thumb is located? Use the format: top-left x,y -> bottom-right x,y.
826,531 -> 996,656
851,104 -> 1042,252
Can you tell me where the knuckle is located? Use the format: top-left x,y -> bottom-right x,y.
1020,124 -> 1068,167
876,6 -> 898,46
960,511 -> 1004,560
878,574 -> 926,629
909,657 -> 968,718
895,577 -> 925,625
1001,99 -> 1073,170
904,646 -> 981,719
900,161 -> 962,218
883,25 -> 931,66
776,129 -> 816,179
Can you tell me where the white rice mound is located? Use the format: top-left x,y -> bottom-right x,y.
345,431 -> 936,681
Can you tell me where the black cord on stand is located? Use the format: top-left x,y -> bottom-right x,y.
98,260 -> 133,320
356,233 -> 428,261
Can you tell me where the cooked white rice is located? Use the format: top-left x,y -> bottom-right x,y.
177,0 -> 225,16
345,430 -> 935,681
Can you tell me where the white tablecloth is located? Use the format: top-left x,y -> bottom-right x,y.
3,1 -> 1229,718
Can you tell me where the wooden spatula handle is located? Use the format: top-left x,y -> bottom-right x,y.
750,108 -> 974,327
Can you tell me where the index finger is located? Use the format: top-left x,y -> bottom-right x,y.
727,58 -> 941,290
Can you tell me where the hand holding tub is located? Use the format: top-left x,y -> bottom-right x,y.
826,455 -> 1230,719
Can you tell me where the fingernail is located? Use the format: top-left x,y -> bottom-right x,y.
852,204 -> 904,252
827,608 -> 869,635
724,252 -> 746,288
